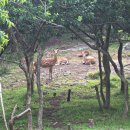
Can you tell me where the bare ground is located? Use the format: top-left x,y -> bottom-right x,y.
1,41 -> 99,89
1,39 -> 130,89
40,49 -> 98,86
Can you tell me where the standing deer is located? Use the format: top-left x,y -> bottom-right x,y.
33,49 -> 59,80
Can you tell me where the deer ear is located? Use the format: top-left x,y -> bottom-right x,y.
56,49 -> 59,52
54,49 -> 59,53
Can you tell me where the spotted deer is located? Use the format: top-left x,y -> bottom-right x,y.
77,50 -> 89,57
57,57 -> 69,65
82,53 -> 96,65
33,49 -> 59,80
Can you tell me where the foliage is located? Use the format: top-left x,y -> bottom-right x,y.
51,0 -> 130,43
5,0 -> 62,59
0,0 -> 26,51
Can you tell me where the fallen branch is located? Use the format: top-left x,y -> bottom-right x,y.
9,105 -> 31,130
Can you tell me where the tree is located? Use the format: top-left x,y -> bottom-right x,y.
51,0 -> 129,117
1,1 -> 63,129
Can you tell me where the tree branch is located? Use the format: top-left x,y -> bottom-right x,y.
13,108 -> 31,120
71,23 -> 96,40
68,26 -> 97,50
9,105 -> 31,130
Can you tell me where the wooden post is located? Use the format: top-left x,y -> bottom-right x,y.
67,89 -> 71,102
0,83 -> 9,130
67,123 -> 72,130
53,92 -> 57,97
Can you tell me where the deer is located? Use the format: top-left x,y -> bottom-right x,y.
82,52 -> 96,65
77,50 -> 89,57
33,49 -> 59,80
56,57 -> 69,65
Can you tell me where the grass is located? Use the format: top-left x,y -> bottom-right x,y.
109,43 -> 119,53
87,71 -> 103,79
0,74 -> 130,130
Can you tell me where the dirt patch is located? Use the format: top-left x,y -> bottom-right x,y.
43,93 -> 66,129
39,48 -> 98,86
1,39 -> 130,89
1,41 -> 98,89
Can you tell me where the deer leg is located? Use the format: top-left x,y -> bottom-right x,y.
49,67 -> 53,80
49,67 -> 51,80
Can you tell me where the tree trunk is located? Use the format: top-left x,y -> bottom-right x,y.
98,50 -> 105,106
19,56 -> 33,130
123,80 -> 129,118
26,58 -> 34,130
102,25 -> 111,109
25,56 -> 34,95
118,39 -> 125,93
36,47 -> 44,130
31,74 -> 34,94
95,85 -> 103,111
103,54 -> 111,109
98,47 -> 129,117
26,74 -> 33,130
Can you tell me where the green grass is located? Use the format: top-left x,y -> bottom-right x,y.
109,43 -> 119,52
87,71 -> 105,79
0,75 -> 130,130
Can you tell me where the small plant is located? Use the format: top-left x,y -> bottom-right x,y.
87,71 -> 105,79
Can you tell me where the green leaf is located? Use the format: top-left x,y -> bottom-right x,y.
118,30 -> 123,33
45,11 -> 51,17
48,0 -> 54,4
77,16 -> 83,22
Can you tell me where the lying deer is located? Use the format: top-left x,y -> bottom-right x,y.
33,49 -> 59,80
77,50 -> 89,57
57,57 -> 69,65
82,54 -> 96,65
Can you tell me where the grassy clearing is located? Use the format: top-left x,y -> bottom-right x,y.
0,74 -> 130,130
